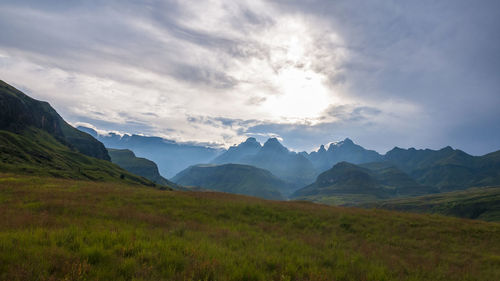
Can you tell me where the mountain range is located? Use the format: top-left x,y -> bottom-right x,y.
3,79 -> 500,206
86,123 -> 500,202
78,126 -> 222,178
212,137 -> 384,190
384,146 -> 500,191
305,138 -> 382,172
291,145 -> 500,204
213,137 -> 316,190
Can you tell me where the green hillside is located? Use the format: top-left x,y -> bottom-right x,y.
384,147 -> 500,191
0,80 -> 109,160
291,162 -> 436,205
0,174 -> 499,280
0,128 -> 154,186
0,80 -> 162,187
172,164 -> 287,200
107,148 -> 174,186
359,162 -> 438,196
363,186 -> 500,222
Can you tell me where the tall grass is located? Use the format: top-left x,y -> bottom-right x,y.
0,173 -> 499,280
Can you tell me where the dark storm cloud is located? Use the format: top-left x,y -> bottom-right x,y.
326,105 -> 381,122
170,64 -> 238,89
187,115 -> 260,130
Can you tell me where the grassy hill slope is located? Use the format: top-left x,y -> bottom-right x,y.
291,162 -> 437,205
363,186 -> 500,222
0,128 -> 154,186
107,148 -> 174,186
0,80 -> 109,160
0,173 -> 499,280
0,80 -> 161,187
384,146 -> 500,191
172,164 -> 286,200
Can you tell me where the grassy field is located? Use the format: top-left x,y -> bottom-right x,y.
0,173 -> 499,280
363,186 -> 500,222
295,193 -> 384,206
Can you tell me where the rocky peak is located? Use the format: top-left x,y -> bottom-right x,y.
262,138 -> 288,153
318,144 -> 326,153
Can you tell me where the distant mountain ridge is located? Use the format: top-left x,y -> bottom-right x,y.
213,137 -> 317,190
212,137 -> 261,164
211,137 -> 385,191
79,113 -> 500,202
79,123 -> 500,202
306,138 -> 383,172
291,144 -> 500,205
78,126 -> 222,178
384,146 -> 500,191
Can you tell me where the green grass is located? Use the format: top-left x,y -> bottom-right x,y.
294,194 -> 383,206
363,186 -> 500,222
0,173 -> 499,280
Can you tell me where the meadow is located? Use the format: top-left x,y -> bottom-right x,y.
364,186 -> 500,222
0,173 -> 499,281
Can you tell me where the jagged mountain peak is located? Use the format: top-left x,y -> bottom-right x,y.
307,138 -> 383,173
318,144 -> 326,153
343,138 -> 354,144
238,137 -> 261,148
327,142 -> 337,152
264,137 -> 280,144
262,138 -> 288,152
244,137 -> 258,143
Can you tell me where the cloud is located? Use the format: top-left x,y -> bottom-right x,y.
325,105 -> 381,122
0,0 -> 499,154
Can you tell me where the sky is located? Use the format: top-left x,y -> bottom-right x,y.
0,0 -> 499,155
